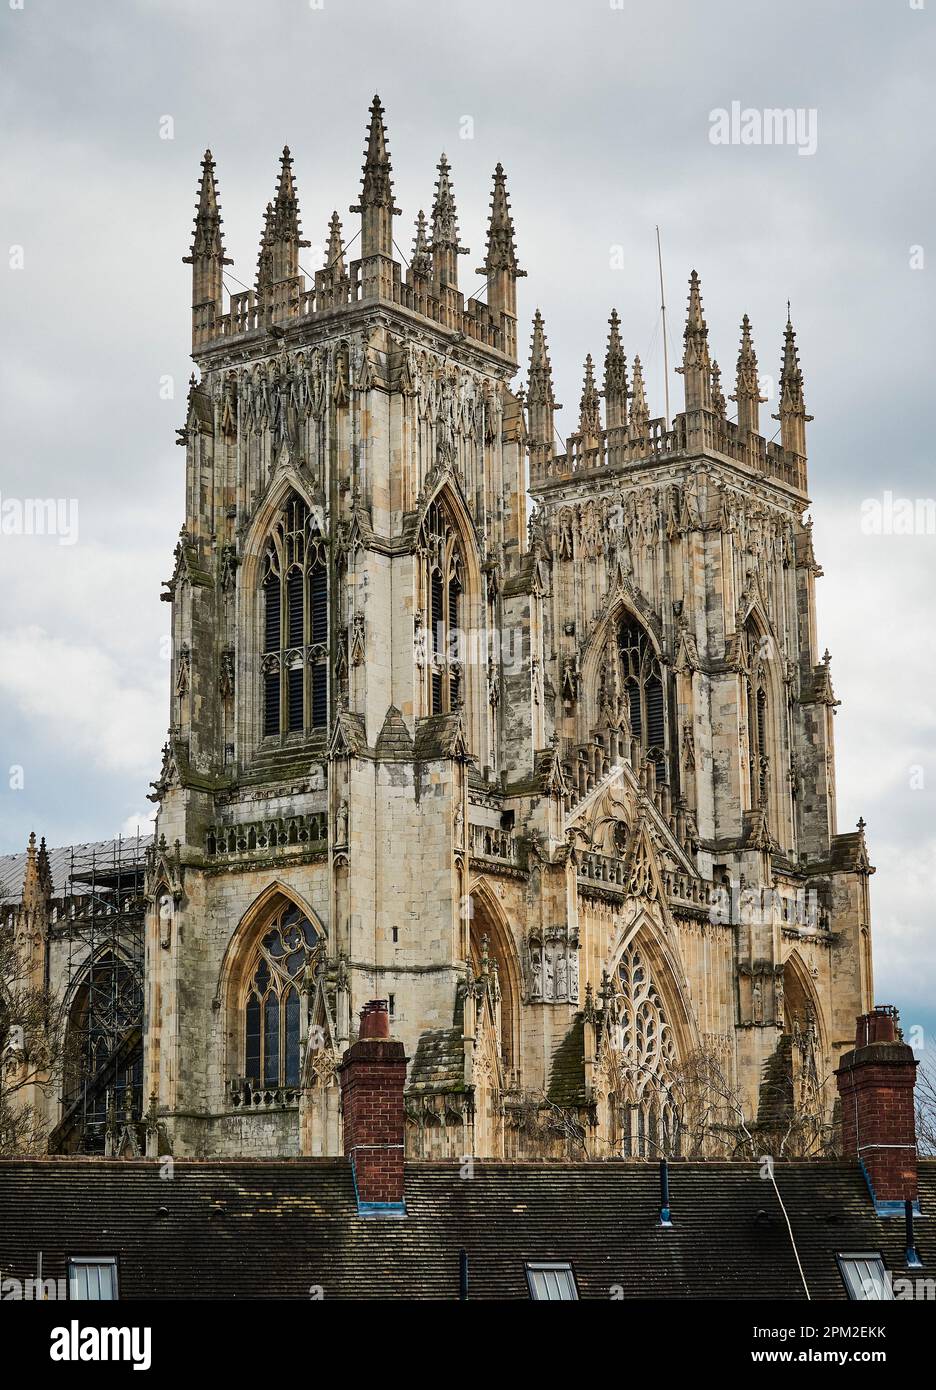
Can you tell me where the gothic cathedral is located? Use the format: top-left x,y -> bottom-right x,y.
144,97 -> 872,1160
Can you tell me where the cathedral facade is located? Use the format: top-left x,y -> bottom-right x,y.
60,98 -> 876,1160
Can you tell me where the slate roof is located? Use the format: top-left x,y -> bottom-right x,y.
0,836 -> 153,907
0,1156 -> 931,1300
408,1029 -> 466,1094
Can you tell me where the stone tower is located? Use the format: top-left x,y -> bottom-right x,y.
146,100 -> 872,1160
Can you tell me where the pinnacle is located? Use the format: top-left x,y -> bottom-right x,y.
527,310 -> 558,409
324,211 -> 346,276
411,210 -> 431,276
685,269 -> 707,335
185,148 -> 227,264
431,152 -> 465,252
477,163 -> 522,277
352,93 -> 399,214
629,355 -> 649,435
580,354 -> 601,435
603,308 -> 628,411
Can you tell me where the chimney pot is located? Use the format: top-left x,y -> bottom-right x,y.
360,997 -> 391,1040
836,1006 -> 919,1213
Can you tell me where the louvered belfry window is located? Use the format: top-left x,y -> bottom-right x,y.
745,624 -> 770,806
419,499 -> 464,717
618,616 -> 668,784
261,492 -> 328,738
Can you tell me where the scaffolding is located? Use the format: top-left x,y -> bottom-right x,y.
52,834 -> 149,1154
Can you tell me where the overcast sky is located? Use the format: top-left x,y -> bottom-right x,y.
1,0 -> 934,1048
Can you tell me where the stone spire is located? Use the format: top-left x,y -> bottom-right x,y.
478,163 -> 522,276
579,354 -> 601,440
268,146 -> 310,284
316,211 -> 349,305
711,359 -> 726,420
603,308 -> 628,430
773,306 -> 813,457
629,355 -> 650,442
350,94 -> 400,261
16,831 -> 52,992
527,310 -> 560,449
183,149 -> 231,316
20,831 -> 52,916
678,270 -> 712,412
477,164 -> 525,362
410,210 -> 431,279
430,154 -> 468,291
731,314 -> 766,434
255,202 -> 274,296
325,211 -> 346,279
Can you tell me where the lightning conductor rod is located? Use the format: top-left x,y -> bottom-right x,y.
656,224 -> 671,430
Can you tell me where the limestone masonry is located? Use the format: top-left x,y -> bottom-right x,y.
5,98 -> 874,1161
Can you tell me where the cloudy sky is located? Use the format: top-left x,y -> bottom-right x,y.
1,0 -> 934,1046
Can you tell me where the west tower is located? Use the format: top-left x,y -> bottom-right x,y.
146,101 -> 871,1161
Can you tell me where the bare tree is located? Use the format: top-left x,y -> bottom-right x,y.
0,922 -> 72,1156
915,1054 -> 936,1158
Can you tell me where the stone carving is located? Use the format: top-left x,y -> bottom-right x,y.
334,799 -> 349,847
158,893 -> 173,951
527,926 -> 580,1004
219,647 -> 235,699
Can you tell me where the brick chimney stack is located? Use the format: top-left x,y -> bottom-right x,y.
339,1000 -> 407,1214
836,1006 -> 919,1212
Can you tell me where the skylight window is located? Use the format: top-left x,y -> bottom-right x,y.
525,1261 -> 579,1300
836,1253 -> 893,1301
68,1257 -> 119,1301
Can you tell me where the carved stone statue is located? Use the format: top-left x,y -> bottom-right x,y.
544,946 -> 555,1000
334,799 -> 349,846
555,950 -> 568,1000
531,945 -> 543,1001
158,893 -> 173,951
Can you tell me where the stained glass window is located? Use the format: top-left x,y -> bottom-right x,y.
242,904 -> 319,1089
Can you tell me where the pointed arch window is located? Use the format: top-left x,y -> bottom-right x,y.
241,903 -> 320,1090
744,622 -> 770,805
610,942 -> 680,1158
260,492 -> 328,738
63,951 -> 143,1153
618,616 -> 668,784
419,498 -> 464,717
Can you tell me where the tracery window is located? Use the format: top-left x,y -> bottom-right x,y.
610,942 -> 679,1158
618,617 -> 667,784
242,903 -> 320,1089
63,952 -> 143,1153
261,492 -> 328,738
418,499 -> 464,716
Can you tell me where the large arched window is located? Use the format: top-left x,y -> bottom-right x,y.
610,942 -> 679,1158
618,616 -> 667,784
241,903 -> 320,1090
418,499 -> 464,716
260,492 -> 328,738
62,951 -> 143,1153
